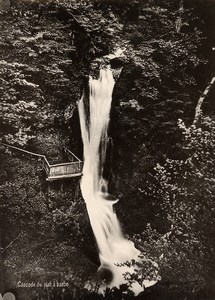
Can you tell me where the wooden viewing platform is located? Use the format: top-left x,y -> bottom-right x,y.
0,142 -> 83,181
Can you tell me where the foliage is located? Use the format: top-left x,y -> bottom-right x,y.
0,0 -> 215,299
0,150 -> 95,294
0,3 -> 82,146
131,116 -> 215,296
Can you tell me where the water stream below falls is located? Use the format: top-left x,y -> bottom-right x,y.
78,69 -> 157,294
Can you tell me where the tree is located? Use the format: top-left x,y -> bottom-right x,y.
134,116 -> 215,297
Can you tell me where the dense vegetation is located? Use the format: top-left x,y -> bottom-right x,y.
0,0 -> 215,299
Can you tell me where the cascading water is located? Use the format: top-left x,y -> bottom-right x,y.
78,69 -> 157,293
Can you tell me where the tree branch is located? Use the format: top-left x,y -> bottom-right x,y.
1,231 -> 23,254
32,239 -> 55,250
193,77 -> 215,125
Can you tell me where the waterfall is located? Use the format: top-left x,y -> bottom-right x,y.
78,69 -> 156,293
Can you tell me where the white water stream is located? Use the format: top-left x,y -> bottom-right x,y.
78,69 -> 156,293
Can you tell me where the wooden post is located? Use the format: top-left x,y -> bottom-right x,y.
61,181 -> 64,193
47,181 -> 50,195
75,182 -> 80,199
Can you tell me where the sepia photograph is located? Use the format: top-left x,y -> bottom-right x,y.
0,0 -> 215,299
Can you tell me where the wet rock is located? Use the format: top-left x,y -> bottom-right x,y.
64,103 -> 76,122
110,57 -> 125,69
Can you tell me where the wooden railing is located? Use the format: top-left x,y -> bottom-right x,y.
41,155 -> 51,177
64,147 -> 82,163
0,142 -> 82,181
0,142 -> 45,159
49,161 -> 82,178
